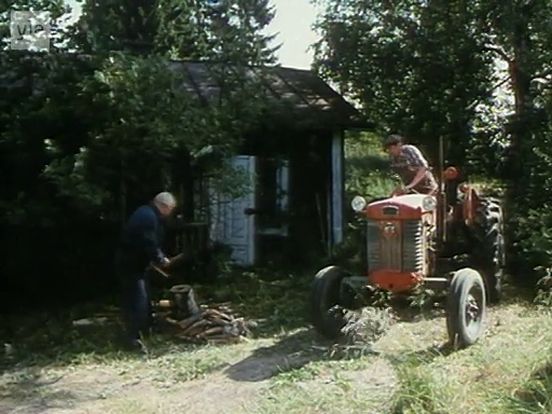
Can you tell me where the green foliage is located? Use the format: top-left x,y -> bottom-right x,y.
314,0 -> 494,166
72,0 -> 278,64
508,204 -> 552,294
67,53 -> 248,216
315,0 -> 552,294
407,288 -> 438,311
344,131 -> 395,199
534,271 -> 552,308
69,0 -> 159,54
156,0 -> 277,63
0,0 -> 280,302
0,53 -> 99,225
313,0 -> 552,181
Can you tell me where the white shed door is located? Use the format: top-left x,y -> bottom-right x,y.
210,156 -> 257,265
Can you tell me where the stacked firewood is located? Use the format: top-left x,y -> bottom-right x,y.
165,306 -> 249,344
157,300 -> 251,343
154,285 -> 250,344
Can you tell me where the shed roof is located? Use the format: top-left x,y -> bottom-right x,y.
170,61 -> 371,129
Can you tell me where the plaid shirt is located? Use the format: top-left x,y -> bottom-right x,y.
390,144 -> 429,172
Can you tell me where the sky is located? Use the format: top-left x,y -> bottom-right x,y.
65,0 -> 320,69
266,0 -> 321,69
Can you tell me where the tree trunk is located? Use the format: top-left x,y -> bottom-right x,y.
506,5 -> 534,196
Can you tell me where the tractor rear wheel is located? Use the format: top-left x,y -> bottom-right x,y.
311,266 -> 349,339
446,268 -> 486,348
472,197 -> 505,303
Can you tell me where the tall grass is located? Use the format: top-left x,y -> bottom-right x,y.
388,303 -> 552,414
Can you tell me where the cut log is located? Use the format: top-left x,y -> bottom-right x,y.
155,293 -> 252,344
177,313 -> 203,331
165,317 -> 180,326
182,319 -> 211,337
203,308 -> 232,322
197,326 -> 224,338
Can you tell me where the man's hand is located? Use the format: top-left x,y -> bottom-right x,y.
159,257 -> 171,268
392,186 -> 406,197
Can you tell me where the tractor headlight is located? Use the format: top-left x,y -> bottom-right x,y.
422,196 -> 437,211
351,196 -> 367,212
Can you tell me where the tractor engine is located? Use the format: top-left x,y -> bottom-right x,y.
352,194 -> 437,293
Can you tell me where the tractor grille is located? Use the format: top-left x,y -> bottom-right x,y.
367,219 -> 423,272
403,220 -> 423,272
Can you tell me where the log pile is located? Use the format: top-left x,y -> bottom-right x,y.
154,284 -> 250,344
165,306 -> 249,344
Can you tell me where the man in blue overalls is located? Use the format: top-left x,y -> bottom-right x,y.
118,192 -> 176,351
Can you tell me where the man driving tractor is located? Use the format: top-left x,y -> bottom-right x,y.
384,134 -> 438,196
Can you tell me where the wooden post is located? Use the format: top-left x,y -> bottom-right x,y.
331,130 -> 344,248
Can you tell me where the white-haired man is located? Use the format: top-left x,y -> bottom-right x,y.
118,192 -> 176,352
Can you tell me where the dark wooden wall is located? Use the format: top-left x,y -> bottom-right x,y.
242,125 -> 334,265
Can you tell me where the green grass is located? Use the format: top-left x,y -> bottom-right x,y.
388,302 -> 552,414
508,360 -> 552,413
249,355 -> 395,414
2,270 -> 552,414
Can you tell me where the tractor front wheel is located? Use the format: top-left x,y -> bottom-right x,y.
446,268 -> 486,348
311,266 -> 349,339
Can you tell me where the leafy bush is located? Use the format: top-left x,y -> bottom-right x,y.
534,271 -> 552,307
509,204 -> 552,301
345,131 -> 396,199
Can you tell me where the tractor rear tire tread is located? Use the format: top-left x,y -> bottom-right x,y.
472,198 -> 505,304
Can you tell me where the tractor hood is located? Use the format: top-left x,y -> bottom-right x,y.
365,194 -> 436,220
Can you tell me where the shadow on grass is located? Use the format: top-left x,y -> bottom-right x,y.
223,295 -> 450,384
225,328 -> 337,382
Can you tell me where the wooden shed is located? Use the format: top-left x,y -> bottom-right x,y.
171,61 -> 370,266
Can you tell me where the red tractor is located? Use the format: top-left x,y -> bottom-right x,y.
311,160 -> 505,348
